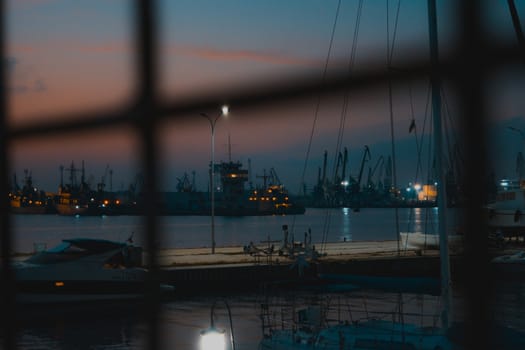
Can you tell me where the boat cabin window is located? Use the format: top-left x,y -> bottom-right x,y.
46,242 -> 82,253
25,242 -> 92,264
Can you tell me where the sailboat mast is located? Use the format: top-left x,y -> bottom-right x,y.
428,0 -> 451,329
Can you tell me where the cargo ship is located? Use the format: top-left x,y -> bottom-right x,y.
161,160 -> 305,216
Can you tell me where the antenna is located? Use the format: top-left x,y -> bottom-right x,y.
248,158 -> 252,189
228,133 -> 232,162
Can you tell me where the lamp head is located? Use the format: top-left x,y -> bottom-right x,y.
200,326 -> 226,350
221,105 -> 229,116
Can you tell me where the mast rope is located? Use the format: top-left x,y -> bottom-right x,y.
321,0 -> 365,251
386,0 -> 402,255
291,0 -> 342,239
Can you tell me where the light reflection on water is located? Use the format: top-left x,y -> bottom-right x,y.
10,291 -> 446,350
11,282 -> 525,350
10,207 -> 459,254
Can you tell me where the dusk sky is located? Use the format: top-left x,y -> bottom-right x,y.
7,0 -> 525,195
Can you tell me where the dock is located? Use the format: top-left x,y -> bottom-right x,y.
153,240 -> 430,267
151,240 -> 467,294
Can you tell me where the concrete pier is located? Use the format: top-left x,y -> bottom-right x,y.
153,240 -> 431,267
152,240 -> 457,294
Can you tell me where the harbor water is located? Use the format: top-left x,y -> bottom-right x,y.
5,207 -> 524,349
11,207 -> 456,254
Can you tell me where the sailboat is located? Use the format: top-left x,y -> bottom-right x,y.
258,1 -> 458,349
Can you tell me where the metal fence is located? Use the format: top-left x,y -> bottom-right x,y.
1,1 -> 522,349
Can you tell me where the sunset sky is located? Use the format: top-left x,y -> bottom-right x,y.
7,0 -> 525,194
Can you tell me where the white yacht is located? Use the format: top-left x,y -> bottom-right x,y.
486,179 -> 525,236
14,237 -> 174,304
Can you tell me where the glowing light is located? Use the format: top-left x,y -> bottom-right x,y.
221,105 -> 229,116
55,281 -> 64,287
200,327 -> 226,350
414,184 -> 422,191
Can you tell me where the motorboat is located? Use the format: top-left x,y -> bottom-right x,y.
13,237 -> 174,305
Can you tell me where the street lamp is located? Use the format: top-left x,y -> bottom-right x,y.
201,105 -> 229,254
200,299 -> 236,350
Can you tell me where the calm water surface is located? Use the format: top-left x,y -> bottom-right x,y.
11,207 -> 457,253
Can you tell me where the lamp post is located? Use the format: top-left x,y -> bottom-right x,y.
200,299 -> 236,350
201,105 -> 229,254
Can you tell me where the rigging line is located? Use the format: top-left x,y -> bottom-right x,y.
409,82 -> 424,184
441,89 -> 463,167
333,0 -> 364,158
298,0 -> 342,196
424,122 -> 435,236
331,0 -> 364,186
405,81 -> 432,235
386,0 -> 402,255
322,0 -> 364,250
388,0 -> 402,64
440,86 -> 462,177
406,84 -> 426,241
294,0 -> 341,242
291,0 -> 341,239
507,0 -> 525,65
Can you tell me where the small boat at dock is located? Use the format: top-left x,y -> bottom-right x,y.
13,236 -> 174,305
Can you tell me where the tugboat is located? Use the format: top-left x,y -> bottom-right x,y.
248,168 -> 305,215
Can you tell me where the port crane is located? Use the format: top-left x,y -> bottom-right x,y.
350,145 -> 371,194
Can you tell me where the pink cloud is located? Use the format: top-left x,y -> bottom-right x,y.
77,42 -> 130,54
10,0 -> 55,8
9,44 -> 36,54
170,45 -> 321,67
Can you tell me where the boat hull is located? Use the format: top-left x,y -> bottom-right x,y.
487,208 -> 525,235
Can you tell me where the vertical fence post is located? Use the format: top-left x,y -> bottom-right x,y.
135,1 -> 161,349
457,1 -> 492,349
0,0 -> 15,347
